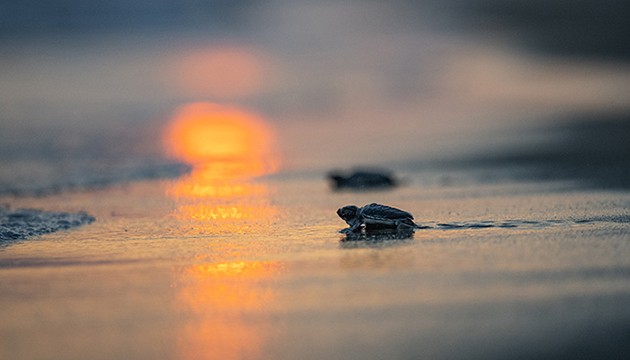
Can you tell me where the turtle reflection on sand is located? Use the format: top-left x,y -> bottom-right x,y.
341,227 -> 416,243
337,203 -> 423,234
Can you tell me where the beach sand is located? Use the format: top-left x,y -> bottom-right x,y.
1,171 -> 629,359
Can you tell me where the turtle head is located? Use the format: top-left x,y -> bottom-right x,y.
337,205 -> 359,223
328,171 -> 347,187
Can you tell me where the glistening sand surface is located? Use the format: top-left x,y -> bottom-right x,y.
1,173 -> 629,360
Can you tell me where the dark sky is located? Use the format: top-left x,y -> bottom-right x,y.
1,0 -> 628,63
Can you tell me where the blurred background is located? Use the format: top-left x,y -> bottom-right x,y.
1,0 -> 629,195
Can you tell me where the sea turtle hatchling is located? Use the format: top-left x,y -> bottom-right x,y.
337,203 -> 421,233
328,169 -> 397,190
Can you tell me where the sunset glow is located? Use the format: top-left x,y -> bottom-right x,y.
176,261 -> 283,360
172,46 -> 269,99
164,102 -> 280,233
166,103 -> 283,357
164,102 -> 277,176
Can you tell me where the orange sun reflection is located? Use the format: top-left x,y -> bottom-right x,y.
176,261 -> 283,360
164,102 -> 278,176
164,102 -> 280,234
166,103 -> 283,359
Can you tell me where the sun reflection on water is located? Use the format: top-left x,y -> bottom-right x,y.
176,261 -> 283,360
168,165 -> 279,234
164,102 -> 280,235
164,102 -> 282,359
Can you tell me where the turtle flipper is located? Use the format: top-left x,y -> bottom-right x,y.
396,218 -> 420,230
348,219 -> 363,232
344,219 -> 363,233
339,219 -> 363,233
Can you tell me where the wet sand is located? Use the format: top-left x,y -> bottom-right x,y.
1,171 -> 629,359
